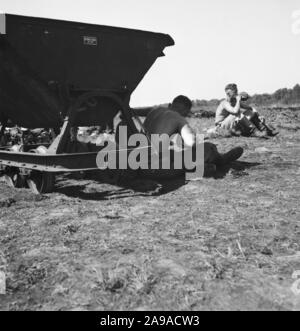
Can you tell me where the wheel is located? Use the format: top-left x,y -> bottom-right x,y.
26,171 -> 55,194
3,169 -> 26,188
26,147 -> 55,194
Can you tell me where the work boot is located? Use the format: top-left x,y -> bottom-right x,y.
265,125 -> 279,137
216,147 -> 244,166
251,113 -> 279,137
203,163 -> 217,177
251,129 -> 269,139
250,113 -> 266,131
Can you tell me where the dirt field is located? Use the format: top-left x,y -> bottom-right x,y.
0,107 -> 300,311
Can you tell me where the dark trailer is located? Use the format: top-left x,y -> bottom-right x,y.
0,14 -> 174,193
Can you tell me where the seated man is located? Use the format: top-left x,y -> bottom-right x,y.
215,84 -> 277,137
134,95 -> 244,173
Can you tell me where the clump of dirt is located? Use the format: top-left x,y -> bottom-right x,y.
0,198 -> 16,208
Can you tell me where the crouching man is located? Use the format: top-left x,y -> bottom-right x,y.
215,84 -> 278,137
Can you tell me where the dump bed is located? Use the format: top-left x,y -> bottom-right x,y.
0,14 -> 174,128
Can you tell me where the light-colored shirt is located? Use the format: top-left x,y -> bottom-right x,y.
215,99 -> 238,125
215,98 -> 257,125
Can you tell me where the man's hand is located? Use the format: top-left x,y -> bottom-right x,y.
223,97 -> 241,115
235,95 -> 242,102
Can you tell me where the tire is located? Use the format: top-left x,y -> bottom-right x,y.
26,172 -> 55,194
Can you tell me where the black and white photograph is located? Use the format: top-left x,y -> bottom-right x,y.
0,0 -> 300,313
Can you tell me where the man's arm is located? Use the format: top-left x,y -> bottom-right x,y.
181,124 -> 196,147
222,96 -> 241,115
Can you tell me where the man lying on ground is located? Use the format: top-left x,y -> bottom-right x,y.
214,84 -> 278,137
132,95 -> 244,174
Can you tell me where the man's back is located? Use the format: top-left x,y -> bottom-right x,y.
144,107 -> 188,136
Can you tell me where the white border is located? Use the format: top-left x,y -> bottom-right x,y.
0,13 -> 6,35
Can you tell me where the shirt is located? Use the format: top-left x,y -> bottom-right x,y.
215,99 -> 253,125
215,100 -> 233,125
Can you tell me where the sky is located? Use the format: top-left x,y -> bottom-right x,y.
0,0 -> 300,106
